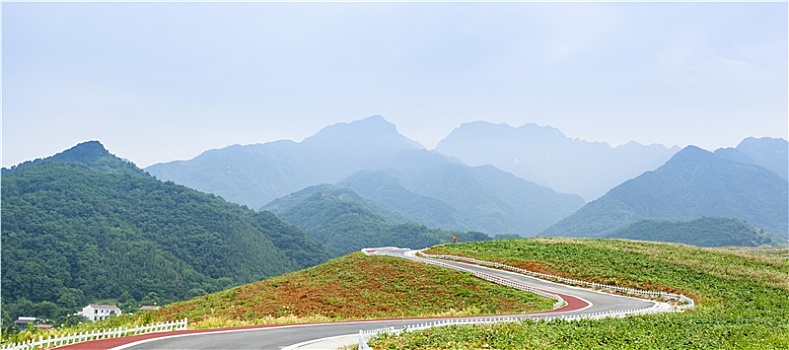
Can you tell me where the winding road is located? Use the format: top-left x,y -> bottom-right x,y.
67,248 -> 667,349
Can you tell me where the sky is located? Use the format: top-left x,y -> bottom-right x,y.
3,1 -> 787,168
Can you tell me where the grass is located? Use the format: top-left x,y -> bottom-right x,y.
3,252 -> 554,343
369,238 -> 789,349
147,252 -> 555,329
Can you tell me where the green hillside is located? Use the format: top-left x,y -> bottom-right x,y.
339,170 -> 474,232
606,217 -> 788,247
272,186 -> 489,256
372,238 -> 789,349
1,141 -> 330,325
148,252 -> 554,328
543,146 -> 788,238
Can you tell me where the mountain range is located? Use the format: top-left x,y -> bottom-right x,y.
146,116 -> 424,209
148,116 -> 586,236
436,121 -> 681,201
542,143 -> 788,238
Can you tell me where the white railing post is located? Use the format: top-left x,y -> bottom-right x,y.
419,251 -> 692,314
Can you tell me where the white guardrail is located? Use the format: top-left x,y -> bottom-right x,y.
358,249 -> 695,349
406,254 -> 566,309
358,304 -> 672,349
0,318 -> 188,350
418,252 -> 695,309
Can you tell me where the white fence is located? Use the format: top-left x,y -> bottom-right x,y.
357,307 -> 671,350
358,327 -> 395,350
0,318 -> 188,350
358,249 -> 695,349
404,254 -> 566,309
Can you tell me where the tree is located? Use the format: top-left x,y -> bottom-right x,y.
32,301 -> 59,320
140,292 -> 160,306
56,288 -> 85,311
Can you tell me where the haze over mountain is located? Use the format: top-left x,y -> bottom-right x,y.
265,185 -> 489,256
542,143 -> 788,238
338,170 -> 474,232
1,141 -> 330,322
714,137 -> 788,180
149,116 -> 585,236
606,217 -> 787,248
436,121 -> 681,201
146,115 -> 423,209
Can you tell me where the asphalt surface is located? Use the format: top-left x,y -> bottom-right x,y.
83,247 -> 659,350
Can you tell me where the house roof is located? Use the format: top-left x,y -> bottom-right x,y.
89,304 -> 121,310
16,317 -> 37,322
139,305 -> 159,311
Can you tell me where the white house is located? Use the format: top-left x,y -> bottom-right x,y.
14,317 -> 37,328
80,304 -> 122,322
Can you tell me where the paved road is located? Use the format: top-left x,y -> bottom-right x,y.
110,248 -> 659,350
374,248 -> 657,317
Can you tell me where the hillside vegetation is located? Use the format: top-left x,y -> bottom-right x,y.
146,252 -> 555,328
371,238 -> 789,349
606,217 -> 787,247
267,186 -> 489,256
1,141 -> 330,326
543,145 -> 788,238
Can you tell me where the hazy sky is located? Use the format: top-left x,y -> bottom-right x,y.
3,1 -> 787,168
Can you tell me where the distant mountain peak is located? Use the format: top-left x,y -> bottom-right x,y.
303,115 -> 424,150
457,120 -> 512,129
734,136 -> 788,180
360,114 -> 388,124
448,120 -> 566,139
738,136 -> 787,147
436,120 -> 679,201
316,115 -> 395,132
516,122 -> 566,137
671,145 -> 710,159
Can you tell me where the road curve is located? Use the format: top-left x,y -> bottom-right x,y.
375,248 -> 658,317
72,247 -> 662,350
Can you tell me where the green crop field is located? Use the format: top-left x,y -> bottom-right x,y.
370,238 -> 789,349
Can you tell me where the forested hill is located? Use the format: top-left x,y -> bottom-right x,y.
542,145 -> 788,238
2,140 -> 144,177
268,185 -> 489,256
606,217 -> 787,247
1,141 -> 331,324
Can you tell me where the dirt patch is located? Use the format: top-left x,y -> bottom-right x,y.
506,260 -> 560,276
